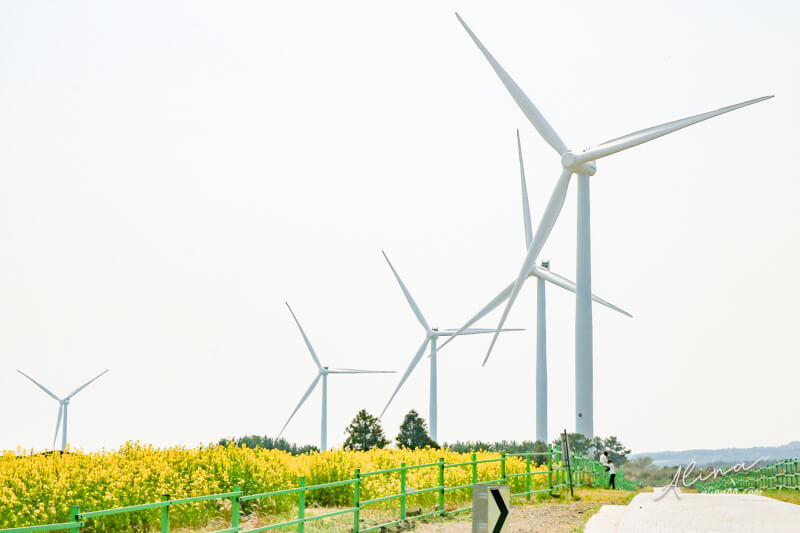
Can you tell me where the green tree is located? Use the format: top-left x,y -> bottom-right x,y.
597,435 -> 631,464
552,433 -> 594,457
216,435 -> 317,455
396,410 -> 438,449
550,434 -> 630,464
343,410 -> 389,451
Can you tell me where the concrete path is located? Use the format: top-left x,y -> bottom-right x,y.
586,489 -> 800,532
583,504 -> 626,532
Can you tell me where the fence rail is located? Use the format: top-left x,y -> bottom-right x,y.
0,445 -> 634,533
697,457 -> 800,493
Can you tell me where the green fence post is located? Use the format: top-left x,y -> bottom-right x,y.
353,469 -> 361,533
582,456 -> 586,486
160,494 -> 170,533
500,452 -> 506,484
472,453 -> 478,486
400,463 -> 407,521
547,445 -> 553,493
525,453 -> 531,501
231,485 -> 241,531
69,506 -> 81,533
556,449 -> 561,487
298,476 -> 306,533
439,457 -> 446,515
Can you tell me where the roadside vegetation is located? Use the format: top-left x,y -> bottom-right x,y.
3,409 -> 638,532
760,489 -> 800,506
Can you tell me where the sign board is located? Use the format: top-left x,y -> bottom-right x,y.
472,484 -> 510,533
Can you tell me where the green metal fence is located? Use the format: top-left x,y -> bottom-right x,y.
697,457 -> 800,493
0,445 -> 634,533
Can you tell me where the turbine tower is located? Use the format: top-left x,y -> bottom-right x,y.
379,251 -> 522,443
455,13 -> 772,436
279,302 -> 394,451
17,369 -> 109,451
439,131 -> 631,443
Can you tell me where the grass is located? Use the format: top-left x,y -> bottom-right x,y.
760,489 -> 800,506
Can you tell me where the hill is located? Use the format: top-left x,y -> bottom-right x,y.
630,441 -> 800,466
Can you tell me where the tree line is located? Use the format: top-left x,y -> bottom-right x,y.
219,411 -> 631,465
218,409 -> 438,452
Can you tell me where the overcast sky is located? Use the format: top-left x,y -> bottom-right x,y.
1,0 -> 798,456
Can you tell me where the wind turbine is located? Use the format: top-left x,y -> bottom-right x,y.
279,302 -> 394,451
378,250 -> 522,442
454,13 -> 772,436
439,131 -> 632,443
17,369 -> 109,451
378,251 -> 523,443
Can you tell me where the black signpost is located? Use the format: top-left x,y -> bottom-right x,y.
561,430 -> 574,498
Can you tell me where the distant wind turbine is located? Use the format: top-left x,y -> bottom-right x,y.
455,12 -> 772,436
378,251 -> 523,443
279,302 -> 395,451
17,369 -> 109,451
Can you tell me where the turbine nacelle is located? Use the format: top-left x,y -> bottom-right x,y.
560,151 -> 597,175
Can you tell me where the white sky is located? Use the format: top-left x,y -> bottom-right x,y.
1,0 -> 798,456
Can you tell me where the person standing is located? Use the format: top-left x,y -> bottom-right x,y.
608,460 -> 617,489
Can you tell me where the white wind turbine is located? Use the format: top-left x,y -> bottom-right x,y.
438,131 -> 632,443
454,13 -> 773,437
378,251 -> 523,443
17,369 -> 109,451
279,302 -> 395,451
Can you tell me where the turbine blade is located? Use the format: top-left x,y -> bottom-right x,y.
327,368 -> 396,374
66,369 -> 109,399
436,280 -> 516,352
278,373 -> 321,438
52,404 -> 63,450
286,302 -> 324,371
483,168 -> 574,366
381,251 -> 430,331
575,95 -> 773,165
438,328 -> 525,336
17,370 -> 60,401
533,267 -> 633,318
379,338 -> 430,418
456,13 -> 568,155
517,130 -> 533,248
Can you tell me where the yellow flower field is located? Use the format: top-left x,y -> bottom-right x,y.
0,443 -> 553,531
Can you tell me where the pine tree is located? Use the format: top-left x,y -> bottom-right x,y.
552,433 -> 593,457
343,410 -> 389,451
598,436 -> 631,464
396,409 -> 438,449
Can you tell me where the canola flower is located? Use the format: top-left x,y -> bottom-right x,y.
0,442 -> 553,531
